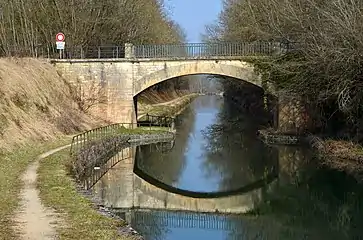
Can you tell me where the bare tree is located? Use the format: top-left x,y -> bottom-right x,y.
204,0 -> 363,139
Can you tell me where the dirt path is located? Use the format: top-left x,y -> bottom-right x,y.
14,144 -> 72,240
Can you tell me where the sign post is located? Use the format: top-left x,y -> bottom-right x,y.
56,32 -> 65,59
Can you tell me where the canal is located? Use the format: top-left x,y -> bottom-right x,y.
93,95 -> 363,240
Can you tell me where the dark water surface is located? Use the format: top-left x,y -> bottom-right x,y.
93,95 -> 363,240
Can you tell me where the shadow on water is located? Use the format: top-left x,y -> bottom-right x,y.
89,95 -> 363,240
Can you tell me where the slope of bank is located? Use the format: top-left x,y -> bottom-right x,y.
309,137 -> 363,181
138,92 -> 198,119
137,88 -> 190,104
0,58 -> 105,151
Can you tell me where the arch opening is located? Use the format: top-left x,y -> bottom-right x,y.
134,72 -> 277,129
133,61 -> 262,97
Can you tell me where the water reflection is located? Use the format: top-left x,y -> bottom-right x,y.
93,145 -> 272,213
91,95 -> 363,239
135,95 -> 277,193
92,144 -> 324,240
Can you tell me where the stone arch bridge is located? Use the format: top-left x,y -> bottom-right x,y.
53,42 -> 308,133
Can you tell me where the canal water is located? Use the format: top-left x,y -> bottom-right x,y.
93,95 -> 363,240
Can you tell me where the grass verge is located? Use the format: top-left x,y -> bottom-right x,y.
138,93 -> 198,119
86,126 -> 171,141
37,148 -> 135,240
125,126 -> 170,133
0,136 -> 72,239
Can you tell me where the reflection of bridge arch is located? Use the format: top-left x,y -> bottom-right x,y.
93,145 -> 279,214
134,163 -> 278,198
132,168 -> 277,214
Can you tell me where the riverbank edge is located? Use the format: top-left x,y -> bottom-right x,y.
138,93 -> 199,119
258,128 -> 363,181
37,131 -> 175,240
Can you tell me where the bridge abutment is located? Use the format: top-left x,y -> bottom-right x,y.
277,94 -> 315,134
54,61 -> 137,124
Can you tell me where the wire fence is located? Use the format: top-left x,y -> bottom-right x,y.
1,41 -> 300,59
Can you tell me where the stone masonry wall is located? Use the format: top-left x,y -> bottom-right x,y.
54,61 -> 136,123
278,94 -> 315,134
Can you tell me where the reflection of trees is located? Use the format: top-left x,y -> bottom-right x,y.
201,91 -> 277,192
226,147 -> 363,240
135,102 -> 196,185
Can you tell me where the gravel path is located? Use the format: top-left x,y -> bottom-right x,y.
14,144 -> 71,240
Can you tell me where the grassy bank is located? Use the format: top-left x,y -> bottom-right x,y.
86,125 -> 171,140
37,127 -> 171,239
37,148 -> 133,240
0,137 -> 72,239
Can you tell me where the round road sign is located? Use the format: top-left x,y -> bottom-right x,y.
56,32 -> 65,42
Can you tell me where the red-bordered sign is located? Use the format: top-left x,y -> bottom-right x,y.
56,32 -> 65,42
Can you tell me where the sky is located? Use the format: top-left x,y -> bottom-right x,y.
165,0 -> 223,43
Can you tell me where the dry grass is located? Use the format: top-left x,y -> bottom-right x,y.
138,93 -> 197,118
321,140 -> 363,174
323,140 -> 363,160
0,57 -> 105,151
137,89 -> 190,104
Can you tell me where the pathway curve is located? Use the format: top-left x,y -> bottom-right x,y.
14,144 -> 72,240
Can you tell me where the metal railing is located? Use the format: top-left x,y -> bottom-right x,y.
82,139 -> 130,190
69,119 -> 175,189
0,45 -> 52,58
134,42 -> 284,58
60,45 -> 126,59
70,123 -> 132,157
1,41 -> 300,60
70,119 -> 174,157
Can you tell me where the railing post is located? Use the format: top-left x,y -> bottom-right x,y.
125,43 -> 135,59
98,46 -> 101,59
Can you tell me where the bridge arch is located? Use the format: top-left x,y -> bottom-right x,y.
133,60 -> 262,96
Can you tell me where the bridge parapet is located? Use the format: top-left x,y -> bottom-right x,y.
48,41 -> 296,60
